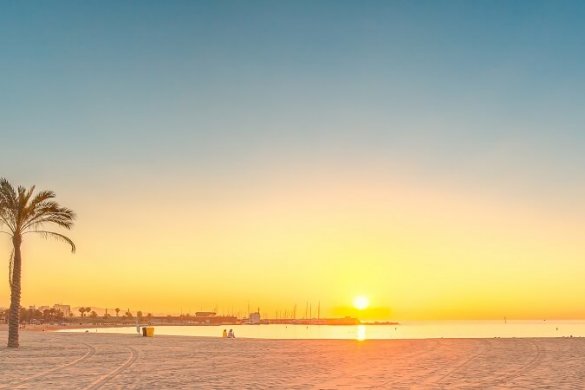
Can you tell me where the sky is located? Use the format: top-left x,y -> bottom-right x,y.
2,1 -> 585,319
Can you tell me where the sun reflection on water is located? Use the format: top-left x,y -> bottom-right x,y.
356,325 -> 366,341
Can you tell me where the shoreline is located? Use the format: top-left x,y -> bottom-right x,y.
3,322 -> 583,340
49,321 -> 585,341
0,323 -> 139,332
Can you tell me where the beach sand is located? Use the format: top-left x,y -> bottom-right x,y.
1,331 -> 584,389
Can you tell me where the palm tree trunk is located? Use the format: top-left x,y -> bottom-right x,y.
8,235 -> 22,348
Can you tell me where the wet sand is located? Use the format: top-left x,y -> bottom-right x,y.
1,331 -> 584,389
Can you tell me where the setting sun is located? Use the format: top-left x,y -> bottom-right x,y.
353,296 -> 370,310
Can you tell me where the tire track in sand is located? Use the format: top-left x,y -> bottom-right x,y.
0,342 -> 97,389
487,339 -> 545,387
82,345 -> 139,390
410,338 -> 492,389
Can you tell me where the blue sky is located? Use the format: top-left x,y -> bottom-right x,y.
2,0 -> 585,220
3,2 -> 585,190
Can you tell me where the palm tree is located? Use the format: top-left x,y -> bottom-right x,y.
115,308 -> 120,317
79,307 -> 86,317
0,178 -> 75,348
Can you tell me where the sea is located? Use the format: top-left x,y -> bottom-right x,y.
58,320 -> 585,340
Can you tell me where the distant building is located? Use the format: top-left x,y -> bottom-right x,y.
249,312 -> 261,324
38,306 -> 50,312
193,312 -> 237,325
195,312 -> 216,318
53,304 -> 71,317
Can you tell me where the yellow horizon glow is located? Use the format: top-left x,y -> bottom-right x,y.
2,167 -> 585,320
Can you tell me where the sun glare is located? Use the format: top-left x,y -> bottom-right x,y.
356,325 -> 366,341
353,295 -> 370,310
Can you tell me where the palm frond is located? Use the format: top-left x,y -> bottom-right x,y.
17,186 -> 28,225
0,213 -> 14,233
20,191 -> 55,228
23,185 -> 36,208
23,206 -> 76,231
26,218 -> 74,231
0,179 -> 16,232
28,230 -> 76,253
29,190 -> 55,209
0,178 -> 17,207
0,179 -> 76,248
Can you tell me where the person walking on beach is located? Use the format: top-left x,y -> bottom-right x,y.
228,329 -> 235,338
222,329 -> 227,338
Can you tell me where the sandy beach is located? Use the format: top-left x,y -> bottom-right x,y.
1,331 -> 584,389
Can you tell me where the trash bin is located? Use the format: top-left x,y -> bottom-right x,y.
141,327 -> 147,337
144,327 -> 154,337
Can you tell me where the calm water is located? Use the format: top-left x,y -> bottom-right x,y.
59,320 -> 585,340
